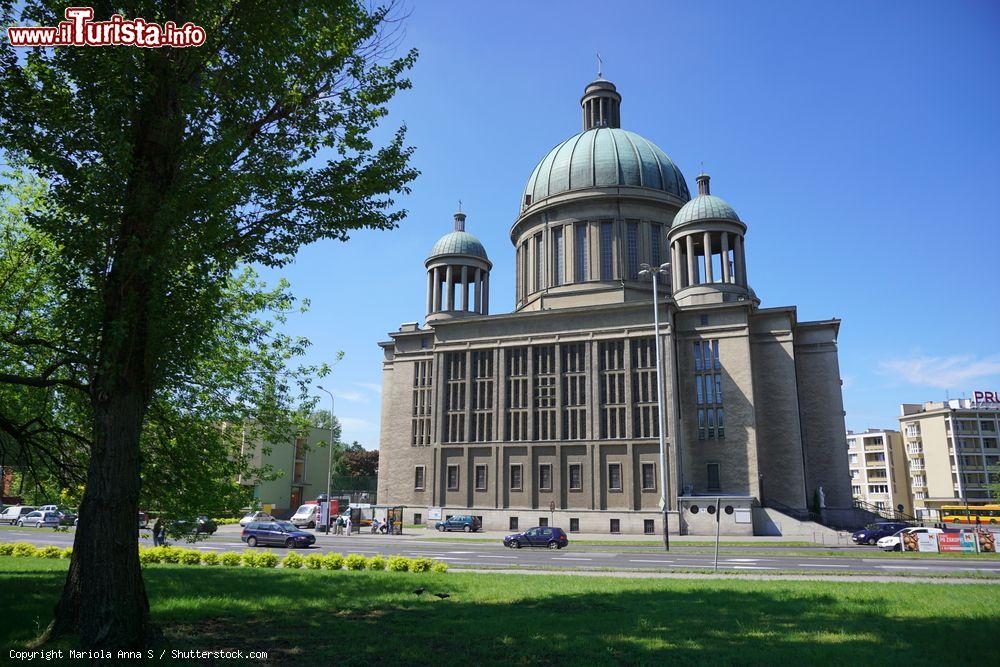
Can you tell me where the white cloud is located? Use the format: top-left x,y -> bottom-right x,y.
338,416 -> 375,432
333,390 -> 365,403
355,381 -> 382,395
879,354 -> 1000,390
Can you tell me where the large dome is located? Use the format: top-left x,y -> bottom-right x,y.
522,127 -> 690,210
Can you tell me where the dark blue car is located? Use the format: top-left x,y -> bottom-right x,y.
852,522 -> 908,545
241,520 -> 316,549
504,526 -> 568,549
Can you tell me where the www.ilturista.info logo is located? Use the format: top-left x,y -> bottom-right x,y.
7,7 -> 205,47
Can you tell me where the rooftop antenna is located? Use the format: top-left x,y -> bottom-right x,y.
458,199 -> 462,213
596,52 -> 603,79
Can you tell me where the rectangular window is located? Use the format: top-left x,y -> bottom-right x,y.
509,464 -> 523,491
471,350 -> 494,443
610,518 -> 621,534
707,463 -> 721,491
568,463 -> 583,490
650,223 -> 662,268
717,408 -> 725,439
447,465 -> 459,491
600,221 -> 613,279
608,462 -> 623,491
561,343 -> 588,440
538,464 -> 553,491
644,519 -> 655,535
538,517 -> 548,527
414,466 -> 425,491
705,372 -> 715,404
552,226 -> 564,287
707,408 -> 716,438
631,338 -> 659,439
696,375 -> 704,404
509,517 -> 518,530
694,341 -> 703,371
443,352 -> 467,444
642,462 -> 656,491
475,464 -> 487,492
414,513 -> 422,525
570,518 -> 580,533
411,359 -> 433,444
534,232 -> 544,291
504,348 -> 529,441
599,340 -> 627,438
575,223 -> 588,282
698,409 -> 706,440
713,340 -> 720,369
715,374 -> 723,404
533,345 -> 558,441
626,221 -> 639,280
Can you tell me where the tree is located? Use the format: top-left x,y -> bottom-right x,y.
0,0 -> 416,648
335,441 -> 379,477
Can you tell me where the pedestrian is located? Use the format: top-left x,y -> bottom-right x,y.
370,518 -> 379,535
152,518 -> 163,547
336,515 -> 344,535
344,514 -> 352,535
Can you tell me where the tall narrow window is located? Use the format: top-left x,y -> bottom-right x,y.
533,346 -> 557,441
642,462 -> 656,491
631,338 -> 659,439
575,223 -> 588,282
509,464 -> 523,491
600,221 -> 613,280
475,465 -> 487,491
552,227 -> 564,287
698,409 -> 706,440
504,348 -> 529,441
599,340 -> 627,439
717,408 -> 725,439
443,353 -> 466,443
411,359 -> 433,446
561,343 -> 587,440
608,463 -> 623,491
414,466 -> 425,490
626,221 -> 639,280
568,463 -> 583,490
534,232 -> 544,292
470,350 -> 494,442
447,465 -> 459,491
707,463 -> 721,491
650,223 -> 662,268
538,464 -> 553,491
693,340 -> 724,441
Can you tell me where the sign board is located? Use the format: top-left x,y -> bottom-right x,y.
549,501 -> 556,512
972,390 -> 999,404
901,532 -> 939,552
428,507 -> 442,521
734,507 -> 751,524
938,532 -> 977,553
318,500 -> 329,528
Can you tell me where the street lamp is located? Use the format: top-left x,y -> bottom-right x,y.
316,385 -> 335,533
638,262 -> 671,552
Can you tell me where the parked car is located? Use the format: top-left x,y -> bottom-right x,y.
877,526 -> 943,551
56,509 -> 77,526
504,526 -> 569,550
434,515 -> 482,533
169,516 -> 218,536
290,503 -> 318,529
17,510 -> 62,528
0,506 -> 36,525
241,520 -> 316,548
240,511 -> 274,527
852,522 -> 909,546
38,504 -> 59,513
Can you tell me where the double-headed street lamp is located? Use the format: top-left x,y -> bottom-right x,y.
316,385 -> 335,533
638,262 -> 671,552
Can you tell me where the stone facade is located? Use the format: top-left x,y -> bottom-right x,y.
375,78 -> 851,535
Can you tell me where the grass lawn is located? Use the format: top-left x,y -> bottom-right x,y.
2,557 -> 999,665
420,535 -> 821,548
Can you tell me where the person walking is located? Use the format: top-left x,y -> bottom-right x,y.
344,514 -> 352,536
152,518 -> 164,547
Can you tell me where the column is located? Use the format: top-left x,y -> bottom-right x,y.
686,235 -> 696,286
721,232 -> 731,284
426,270 -> 434,314
461,266 -> 469,311
474,268 -> 482,314
671,243 -> 680,290
432,267 -> 441,312
703,231 -> 713,283
735,235 -> 746,286
483,271 -> 490,315
446,265 -> 455,310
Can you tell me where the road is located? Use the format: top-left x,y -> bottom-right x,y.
3,526 -> 1000,577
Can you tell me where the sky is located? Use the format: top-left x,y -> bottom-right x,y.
258,0 -> 1000,448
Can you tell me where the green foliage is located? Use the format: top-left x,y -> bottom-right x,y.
241,551 -> 261,568
247,552 -> 279,569
322,552 -> 344,570
431,561 -> 448,574
179,550 -> 203,565
386,556 -> 411,572
220,552 -> 242,568
303,554 -> 324,570
11,543 -> 37,558
138,548 -> 160,566
408,557 -> 434,573
344,554 -> 367,570
37,546 -> 63,559
160,547 -> 184,564
365,555 -> 386,571
60,547 -> 72,559
282,552 -> 305,569
0,544 -> 13,556
201,552 -> 220,566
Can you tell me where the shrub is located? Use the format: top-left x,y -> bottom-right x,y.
160,547 -> 183,564
431,561 -> 449,574
386,556 -> 411,572
11,543 -> 37,558
138,548 -> 160,565
241,551 -> 260,568
0,543 -> 15,556
408,557 -> 434,573
366,555 -> 386,571
344,554 -> 367,571
201,551 -> 220,566
220,552 -> 242,567
38,546 -> 63,559
61,547 -> 72,559
179,549 -> 202,565
322,552 -> 344,570
255,552 -> 280,568
303,554 -> 324,570
282,552 -> 304,569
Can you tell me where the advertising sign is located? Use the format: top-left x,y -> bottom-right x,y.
901,531 -> 938,552
318,500 -> 329,528
428,507 -> 442,521
938,532 -> 976,553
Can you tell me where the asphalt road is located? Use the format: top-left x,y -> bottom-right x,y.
3,526 -> 1000,577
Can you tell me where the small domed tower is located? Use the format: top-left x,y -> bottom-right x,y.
667,173 -> 752,307
426,210 -> 492,323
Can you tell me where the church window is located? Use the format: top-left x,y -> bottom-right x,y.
509,464 -> 523,491
575,223 -> 588,281
650,223 -> 662,268
707,463 -> 721,491
608,463 -> 623,491
600,221 -> 613,279
443,353 -> 467,443
410,360 -> 433,446
538,464 -> 553,491
447,465 -> 459,491
694,340 -> 724,441
568,463 -> 583,490
533,345 -> 557,441
631,338 -> 660,439
561,343 -> 587,440
599,340 -> 627,439
626,221 -> 639,280
534,233 -> 544,292
552,227 -> 564,287
504,348 -> 529,441
471,350 -> 494,442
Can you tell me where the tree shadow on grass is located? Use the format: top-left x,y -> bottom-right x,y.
3,564 -> 1000,666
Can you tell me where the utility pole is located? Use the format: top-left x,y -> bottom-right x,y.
317,386 -> 336,533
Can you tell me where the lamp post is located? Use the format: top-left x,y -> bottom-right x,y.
639,262 -> 671,552
317,385 -> 335,533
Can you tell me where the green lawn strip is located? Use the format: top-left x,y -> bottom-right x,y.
420,535 -> 818,547
3,557 -> 1000,665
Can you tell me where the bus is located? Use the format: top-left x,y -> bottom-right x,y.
940,504 -> 1000,525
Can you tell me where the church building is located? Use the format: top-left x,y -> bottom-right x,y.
376,78 -> 851,535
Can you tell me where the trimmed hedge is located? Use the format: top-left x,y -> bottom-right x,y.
38,546 -> 63,559
201,551 -> 220,566
322,552 -> 344,570
220,552 -> 242,567
282,552 -> 304,569
345,554 -> 367,570
386,556 -> 411,572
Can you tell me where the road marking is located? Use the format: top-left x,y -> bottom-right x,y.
447,551 -> 477,555
630,559 -> 674,564
880,565 -> 929,570
553,557 -> 592,561
480,555 -> 518,559
796,564 -> 850,568
731,565 -> 776,570
725,558 -> 760,562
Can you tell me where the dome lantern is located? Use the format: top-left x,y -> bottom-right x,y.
425,209 -> 492,323
581,78 -> 621,130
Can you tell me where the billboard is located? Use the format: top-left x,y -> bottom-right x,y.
938,532 -> 977,553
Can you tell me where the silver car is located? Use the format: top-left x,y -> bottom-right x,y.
17,511 -> 61,528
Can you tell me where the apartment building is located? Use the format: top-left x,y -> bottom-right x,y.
846,429 -> 911,514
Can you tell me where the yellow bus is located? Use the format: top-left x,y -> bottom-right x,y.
940,504 -> 1000,525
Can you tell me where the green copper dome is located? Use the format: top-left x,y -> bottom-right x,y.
522,127 -> 690,210
672,194 -> 741,227
429,230 -> 488,260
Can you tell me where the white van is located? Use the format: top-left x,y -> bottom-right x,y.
290,503 -> 318,528
0,506 -> 36,525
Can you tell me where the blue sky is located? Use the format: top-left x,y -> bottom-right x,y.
260,1 -> 1000,448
